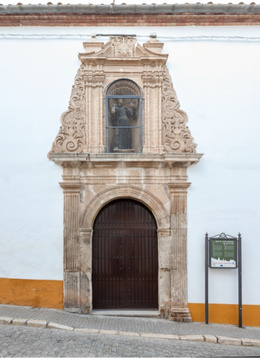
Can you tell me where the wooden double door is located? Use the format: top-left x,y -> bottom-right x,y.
92,199 -> 158,309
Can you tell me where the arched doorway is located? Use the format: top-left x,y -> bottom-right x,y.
92,199 -> 158,309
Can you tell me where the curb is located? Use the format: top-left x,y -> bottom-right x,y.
1,316 -> 260,347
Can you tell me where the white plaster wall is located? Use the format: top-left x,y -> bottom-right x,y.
0,26 -> 260,305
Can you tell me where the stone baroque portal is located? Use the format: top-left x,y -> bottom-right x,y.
48,36 -> 202,321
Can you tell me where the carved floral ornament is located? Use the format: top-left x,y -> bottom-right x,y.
48,36 -> 197,158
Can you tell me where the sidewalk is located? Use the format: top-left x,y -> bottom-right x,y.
0,304 -> 260,347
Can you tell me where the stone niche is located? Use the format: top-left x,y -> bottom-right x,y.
48,35 -> 202,321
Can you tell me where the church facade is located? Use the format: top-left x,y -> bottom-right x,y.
1,3 -> 260,326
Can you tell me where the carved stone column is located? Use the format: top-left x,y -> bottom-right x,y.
158,228 -> 172,318
78,228 -> 93,313
60,182 -> 81,313
168,183 -> 192,322
84,70 -> 106,153
142,70 -> 164,154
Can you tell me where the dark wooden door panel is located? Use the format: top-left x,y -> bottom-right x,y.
93,199 -> 158,309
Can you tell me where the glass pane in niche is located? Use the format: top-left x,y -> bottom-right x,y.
107,98 -> 140,153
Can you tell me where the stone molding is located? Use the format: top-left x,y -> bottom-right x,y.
48,36 -> 202,320
80,184 -> 170,230
50,152 -> 202,167
48,36 -> 197,156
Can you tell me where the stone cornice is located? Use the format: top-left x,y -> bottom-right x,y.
59,181 -> 81,193
49,152 -> 203,168
1,4 -> 260,26
78,55 -> 168,67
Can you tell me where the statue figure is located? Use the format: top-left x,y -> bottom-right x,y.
111,98 -> 136,151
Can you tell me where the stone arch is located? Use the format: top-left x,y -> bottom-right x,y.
81,185 -> 170,232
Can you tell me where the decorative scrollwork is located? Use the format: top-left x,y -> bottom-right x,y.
161,67 -> 197,153
48,65 -> 86,155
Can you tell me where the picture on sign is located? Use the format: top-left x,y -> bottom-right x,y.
210,238 -> 237,268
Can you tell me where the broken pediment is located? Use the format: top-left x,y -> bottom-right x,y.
48,35 -> 197,158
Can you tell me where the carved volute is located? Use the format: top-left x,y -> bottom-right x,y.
48,35 -> 197,157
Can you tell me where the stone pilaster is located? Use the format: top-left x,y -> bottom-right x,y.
168,183 -> 192,322
158,228 -> 172,318
84,71 -> 106,153
78,228 -> 93,313
60,182 -> 81,312
142,70 -> 164,154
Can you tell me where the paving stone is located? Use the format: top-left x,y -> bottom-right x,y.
217,335 -> 242,346
12,318 -> 27,325
47,322 -> 73,330
119,331 -> 140,337
0,316 -> 13,324
27,319 -> 47,328
99,329 -> 119,335
140,332 -> 179,340
2,324 -> 260,357
241,338 -> 260,347
180,334 -> 205,342
74,327 -> 100,333
204,334 -> 218,343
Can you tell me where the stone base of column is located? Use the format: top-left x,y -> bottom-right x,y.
169,307 -> 192,322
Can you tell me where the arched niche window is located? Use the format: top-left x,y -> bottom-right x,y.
106,79 -> 142,153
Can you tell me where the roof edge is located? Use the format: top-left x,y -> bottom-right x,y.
1,3 -> 260,15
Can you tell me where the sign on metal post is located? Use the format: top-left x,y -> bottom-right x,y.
210,238 -> 237,268
205,233 -> 242,327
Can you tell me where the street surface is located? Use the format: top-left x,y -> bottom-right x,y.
1,324 -> 260,357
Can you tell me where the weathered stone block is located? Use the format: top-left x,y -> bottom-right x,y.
204,335 -> 217,343
0,316 -> 13,324
47,322 -> 73,331
217,336 -> 241,346
27,319 -> 47,328
241,338 -> 260,347
180,335 -> 204,342
12,318 -> 27,325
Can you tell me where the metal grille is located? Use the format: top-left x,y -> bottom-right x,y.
92,199 -> 158,309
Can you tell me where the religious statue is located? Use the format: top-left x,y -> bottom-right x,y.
111,98 -> 137,151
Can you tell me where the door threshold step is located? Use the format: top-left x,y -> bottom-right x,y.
91,309 -> 160,318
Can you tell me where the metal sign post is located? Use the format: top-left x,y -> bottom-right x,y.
205,233 -> 209,325
205,233 -> 242,328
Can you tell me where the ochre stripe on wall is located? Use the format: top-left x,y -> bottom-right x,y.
188,303 -> 260,327
0,278 -> 63,310
0,278 -> 259,327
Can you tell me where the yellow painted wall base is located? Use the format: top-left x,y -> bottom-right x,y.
0,278 -> 63,310
188,303 -> 260,327
1,278 -> 259,327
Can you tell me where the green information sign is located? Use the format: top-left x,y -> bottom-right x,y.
210,238 -> 237,268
